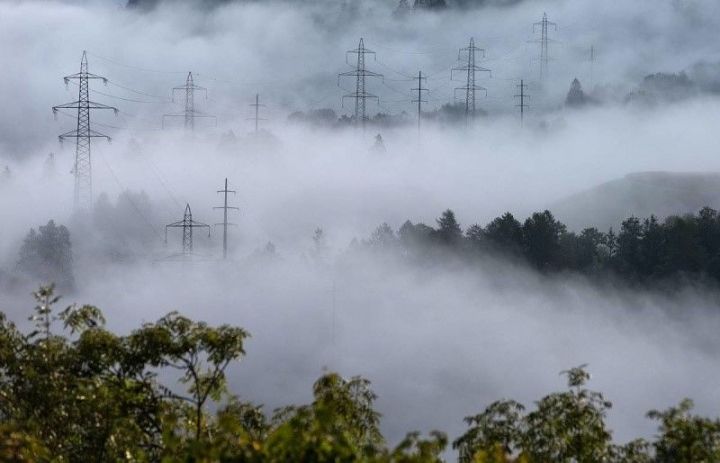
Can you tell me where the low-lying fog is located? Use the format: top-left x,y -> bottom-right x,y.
3,0 -> 720,454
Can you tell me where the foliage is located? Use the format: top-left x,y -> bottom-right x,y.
1,287 -> 720,461
359,207 -> 720,287
16,220 -> 74,290
647,399 -> 720,462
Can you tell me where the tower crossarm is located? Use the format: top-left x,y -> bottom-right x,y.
53,101 -> 118,113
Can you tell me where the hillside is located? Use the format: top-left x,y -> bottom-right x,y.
551,171 -> 720,231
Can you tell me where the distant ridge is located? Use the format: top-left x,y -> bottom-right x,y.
551,171 -> 720,231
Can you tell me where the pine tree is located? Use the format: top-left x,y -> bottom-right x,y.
436,209 -> 462,244
565,78 -> 587,107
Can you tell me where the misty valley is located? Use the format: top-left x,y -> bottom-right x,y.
3,0 -> 720,461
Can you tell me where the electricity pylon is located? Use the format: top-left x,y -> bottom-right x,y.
452,38 -> 491,123
532,12 -> 558,80
514,79 -> 530,127
52,51 -> 118,211
162,72 -> 216,130
214,178 -> 238,260
411,71 -> 428,132
338,38 -> 383,131
248,94 -> 267,134
165,203 -> 210,256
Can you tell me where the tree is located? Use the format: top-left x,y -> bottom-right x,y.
696,207 -> 720,279
398,220 -> 435,258
638,215 -> 665,277
130,312 -> 249,443
574,227 -> 606,271
0,286 -> 249,461
393,0 -> 412,17
522,211 -> 566,270
482,213 -> 524,255
566,78 -> 588,107
311,227 -> 329,264
92,190 -> 156,260
365,223 -> 399,253
454,400 -> 525,462
614,217 -> 643,276
17,220 -> 74,289
661,215 -> 703,276
414,0 -> 447,9
436,209 -> 463,245
389,431 -> 447,463
264,373 -> 384,462
522,366 -> 614,463
648,399 -> 720,462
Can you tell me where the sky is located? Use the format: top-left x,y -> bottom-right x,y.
2,0 -> 720,455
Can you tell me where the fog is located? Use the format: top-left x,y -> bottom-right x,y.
3,0 -> 720,455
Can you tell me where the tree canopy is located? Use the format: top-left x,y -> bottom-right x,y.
0,287 -> 718,461
360,207 -> 720,287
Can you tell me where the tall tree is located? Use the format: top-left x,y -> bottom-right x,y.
522,211 -> 566,270
436,209 -> 463,245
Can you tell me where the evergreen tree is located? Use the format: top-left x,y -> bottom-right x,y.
484,212 -> 524,253
366,223 -> 399,251
522,211 -> 566,270
414,0 -> 447,9
566,78 -> 587,107
435,209 -> 463,244
615,217 -> 642,276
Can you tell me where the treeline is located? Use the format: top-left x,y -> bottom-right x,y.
357,207 -> 720,285
287,102 -> 473,130
0,286 -> 719,462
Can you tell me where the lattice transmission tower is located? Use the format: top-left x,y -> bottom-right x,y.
165,203 -> 211,256
162,72 -> 216,130
52,51 -> 118,211
532,12 -> 558,80
452,38 -> 491,123
338,38 -> 383,131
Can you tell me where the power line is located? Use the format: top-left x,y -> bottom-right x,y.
96,151 -> 162,239
66,80 -> 165,104
372,42 -> 454,55
54,109 -> 127,131
106,80 -> 172,101
142,156 -> 184,208
86,51 -> 187,75
375,59 -> 414,79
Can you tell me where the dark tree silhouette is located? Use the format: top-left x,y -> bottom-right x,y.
436,209 -> 463,244
566,78 -> 587,107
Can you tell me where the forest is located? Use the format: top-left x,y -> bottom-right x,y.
0,285 -> 718,462
13,205 -> 720,296
355,207 -> 720,288
4,0 -> 720,460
